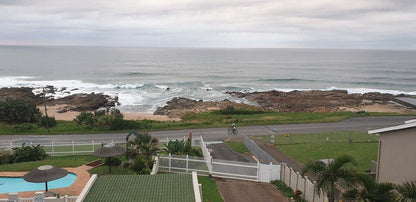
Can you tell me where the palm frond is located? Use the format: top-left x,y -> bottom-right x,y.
301,161 -> 326,176
396,181 -> 416,202
331,154 -> 356,170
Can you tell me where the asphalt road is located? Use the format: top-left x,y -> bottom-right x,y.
0,116 -> 414,146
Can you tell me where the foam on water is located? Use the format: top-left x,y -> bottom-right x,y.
1,76 -> 415,113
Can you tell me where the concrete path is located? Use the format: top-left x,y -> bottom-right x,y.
215,178 -> 288,202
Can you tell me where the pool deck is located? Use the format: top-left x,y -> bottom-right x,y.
0,165 -> 93,199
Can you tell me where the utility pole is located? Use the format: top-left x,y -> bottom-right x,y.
43,87 -> 50,134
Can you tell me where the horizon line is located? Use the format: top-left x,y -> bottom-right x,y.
0,44 -> 415,52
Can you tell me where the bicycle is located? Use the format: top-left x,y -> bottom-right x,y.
227,126 -> 238,136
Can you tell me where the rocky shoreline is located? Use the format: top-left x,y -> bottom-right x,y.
155,90 -> 414,118
0,87 -> 118,112
1,87 -> 414,120
226,90 -> 395,112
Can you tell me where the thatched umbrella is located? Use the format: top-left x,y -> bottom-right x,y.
23,165 -> 68,192
93,143 -> 125,173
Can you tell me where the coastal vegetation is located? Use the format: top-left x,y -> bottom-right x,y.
0,144 -> 47,165
0,98 -> 40,124
163,139 -> 203,157
0,110 -> 410,135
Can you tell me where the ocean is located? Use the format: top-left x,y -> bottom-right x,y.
0,46 -> 415,113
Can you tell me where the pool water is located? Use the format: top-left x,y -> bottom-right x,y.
0,173 -> 77,194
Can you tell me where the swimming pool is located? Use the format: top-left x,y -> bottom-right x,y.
0,173 -> 77,194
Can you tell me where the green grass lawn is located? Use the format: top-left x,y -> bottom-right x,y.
0,111 -> 409,135
256,132 -> 379,172
0,155 -> 98,171
224,140 -> 249,154
255,131 -> 379,145
198,176 -> 224,202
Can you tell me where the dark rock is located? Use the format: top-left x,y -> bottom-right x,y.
227,89 -> 397,113
0,87 -> 43,104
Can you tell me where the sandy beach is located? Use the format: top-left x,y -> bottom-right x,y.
38,101 -> 415,122
37,104 -> 180,121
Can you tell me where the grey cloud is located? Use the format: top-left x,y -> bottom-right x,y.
0,0 -> 415,49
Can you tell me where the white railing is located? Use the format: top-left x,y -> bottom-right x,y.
1,136 -> 201,156
151,156 -> 160,175
156,136 -> 281,183
159,154 -> 210,175
200,136 -> 212,173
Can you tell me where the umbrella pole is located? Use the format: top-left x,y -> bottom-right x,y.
108,157 -> 112,174
45,182 -> 48,192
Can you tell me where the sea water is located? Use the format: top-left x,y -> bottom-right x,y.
0,46 -> 415,113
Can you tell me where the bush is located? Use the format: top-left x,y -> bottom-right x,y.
13,123 -> 34,133
38,115 -> 57,128
74,111 -> 95,126
0,98 -> 40,124
271,180 -> 294,198
105,157 -> 122,166
74,109 -> 129,130
163,139 -> 203,157
3,144 -> 48,164
129,155 -> 153,174
0,148 -> 14,164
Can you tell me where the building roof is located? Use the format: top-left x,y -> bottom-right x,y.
368,120 -> 416,134
83,174 -> 195,202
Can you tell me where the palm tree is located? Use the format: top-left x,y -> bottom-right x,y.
343,174 -> 395,202
127,132 -> 159,159
301,154 -> 357,202
395,181 -> 416,202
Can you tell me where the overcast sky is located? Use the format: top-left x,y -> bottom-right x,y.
0,0 -> 415,49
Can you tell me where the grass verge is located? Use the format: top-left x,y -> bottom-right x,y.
0,155 -> 98,171
198,176 -> 224,202
256,132 -> 378,172
0,111 -> 411,135
224,140 -> 249,154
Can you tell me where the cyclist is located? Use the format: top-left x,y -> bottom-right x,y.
231,123 -> 237,134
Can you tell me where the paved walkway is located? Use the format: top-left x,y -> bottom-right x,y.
0,165 -> 93,199
209,137 -> 288,202
215,178 -> 288,202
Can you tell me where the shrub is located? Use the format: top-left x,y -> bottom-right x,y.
271,180 -> 294,198
38,115 -> 57,128
4,144 -> 47,164
129,155 -> 153,174
0,148 -> 14,164
163,139 -> 203,157
74,109 -> 128,130
0,98 -> 40,124
105,157 -> 122,166
13,123 -> 34,133
74,111 -> 95,126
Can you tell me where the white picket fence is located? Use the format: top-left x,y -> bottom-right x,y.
281,163 -> 329,202
1,136 -> 200,156
156,136 -> 280,182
